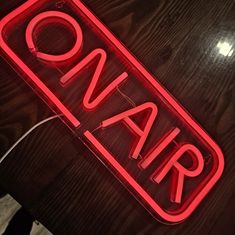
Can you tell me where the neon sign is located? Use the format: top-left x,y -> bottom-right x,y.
0,0 -> 224,223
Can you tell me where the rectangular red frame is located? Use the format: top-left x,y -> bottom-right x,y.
0,0 -> 224,223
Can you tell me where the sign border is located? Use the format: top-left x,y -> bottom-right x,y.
0,0 -> 224,223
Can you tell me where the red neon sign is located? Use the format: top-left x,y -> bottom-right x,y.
0,0 -> 224,223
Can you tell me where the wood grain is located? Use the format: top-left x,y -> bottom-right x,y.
0,0 -> 235,234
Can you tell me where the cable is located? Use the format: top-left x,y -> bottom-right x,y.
116,87 -> 136,107
0,114 -> 61,165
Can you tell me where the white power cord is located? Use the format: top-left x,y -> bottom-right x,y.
0,114 -> 61,165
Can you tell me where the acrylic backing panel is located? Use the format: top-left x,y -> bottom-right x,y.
0,0 -> 224,223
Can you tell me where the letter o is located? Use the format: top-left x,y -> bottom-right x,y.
25,11 -> 83,62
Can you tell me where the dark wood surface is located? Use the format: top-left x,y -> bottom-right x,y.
1,0 -> 235,234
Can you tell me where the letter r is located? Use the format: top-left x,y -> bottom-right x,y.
152,144 -> 204,204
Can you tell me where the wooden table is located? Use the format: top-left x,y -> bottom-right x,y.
0,0 -> 235,234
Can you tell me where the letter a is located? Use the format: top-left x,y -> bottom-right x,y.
101,102 -> 158,159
